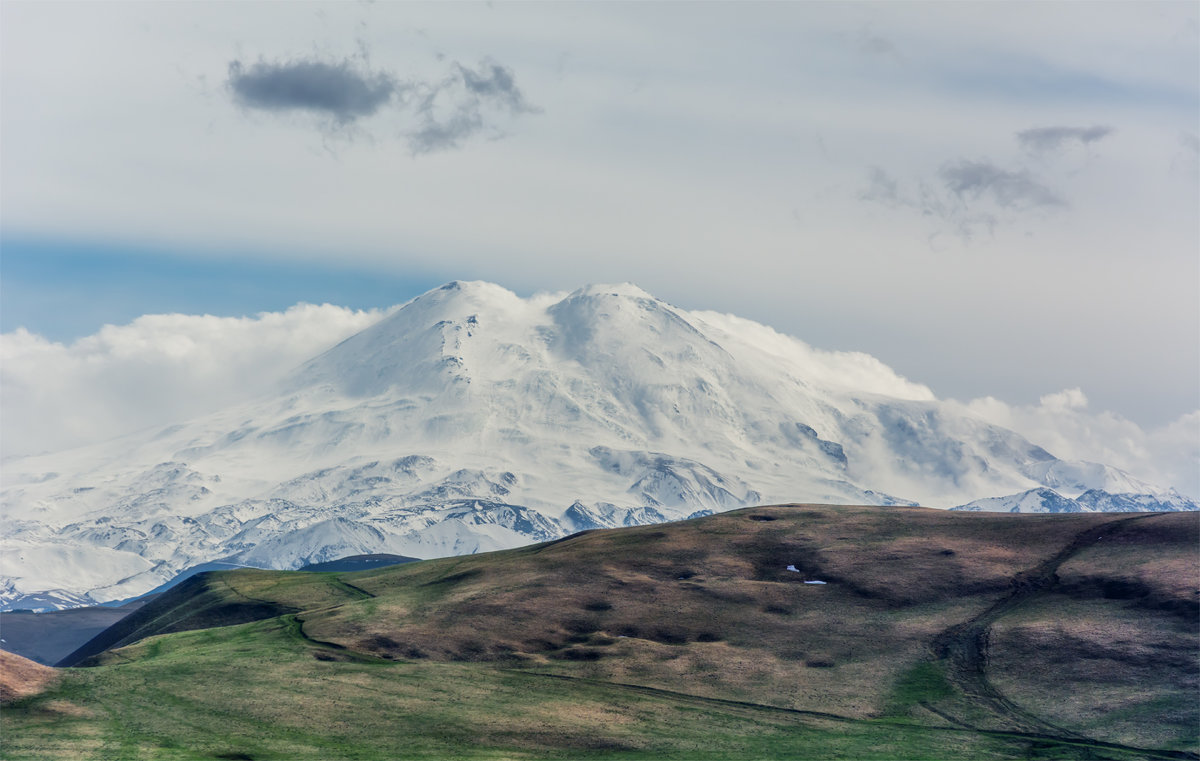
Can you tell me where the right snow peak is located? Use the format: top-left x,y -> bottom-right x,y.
3,281 -> 1195,609
953,487 -> 1198,514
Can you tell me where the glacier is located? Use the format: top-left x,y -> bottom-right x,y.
2,281 -> 1194,610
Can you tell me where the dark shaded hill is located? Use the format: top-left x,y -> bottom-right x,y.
5,555 -> 419,666
0,596 -> 154,666
58,569 -> 368,666
3,555 -> 410,666
299,553 -> 420,572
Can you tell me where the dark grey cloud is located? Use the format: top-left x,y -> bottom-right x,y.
939,160 -> 1064,209
226,55 -> 538,154
1016,125 -> 1113,154
458,62 -> 535,113
227,58 -> 399,123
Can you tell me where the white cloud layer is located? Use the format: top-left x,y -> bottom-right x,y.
960,390 -> 1200,499
1,304 -> 385,458
4,301 -> 1195,501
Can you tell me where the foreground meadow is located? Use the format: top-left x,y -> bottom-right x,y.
4,505 -> 1196,760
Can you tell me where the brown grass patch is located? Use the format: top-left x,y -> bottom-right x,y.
0,650 -> 58,703
42,699 -> 98,718
295,505 -> 1180,720
989,595 -> 1198,750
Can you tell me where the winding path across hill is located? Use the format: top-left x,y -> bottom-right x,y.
523,670 -> 1198,761
928,514 -> 1160,737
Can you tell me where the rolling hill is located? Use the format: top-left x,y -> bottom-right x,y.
6,505 -> 1196,760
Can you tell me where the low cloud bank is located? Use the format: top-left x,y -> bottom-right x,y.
1,304 -> 384,458
4,306 -> 1194,500
961,389 -> 1199,499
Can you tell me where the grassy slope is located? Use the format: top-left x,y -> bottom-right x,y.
985,516 -> 1200,751
4,505 -> 1196,760
58,568 -> 367,666
5,615 -> 1080,761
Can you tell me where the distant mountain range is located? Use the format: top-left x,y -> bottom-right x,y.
3,282 -> 1194,610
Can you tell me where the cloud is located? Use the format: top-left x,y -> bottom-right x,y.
0,305 -> 386,458
860,36 -> 897,56
409,60 -> 540,154
1181,131 -> 1200,155
860,124 -> 1088,240
458,62 -> 535,113
860,159 -> 1063,240
225,55 -> 538,153
1173,131 -> 1200,177
1016,125 -> 1114,154
860,166 -> 903,206
688,309 -> 937,402
961,389 -> 1200,499
1037,387 -> 1089,411
938,160 -> 1064,209
228,58 -> 401,123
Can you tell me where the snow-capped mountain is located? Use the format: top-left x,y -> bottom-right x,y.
953,486 -> 1199,514
2,282 -> 1194,609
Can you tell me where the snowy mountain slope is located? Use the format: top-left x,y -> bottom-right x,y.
953,487 -> 1198,514
951,488 -> 1084,514
2,281 -> 1193,609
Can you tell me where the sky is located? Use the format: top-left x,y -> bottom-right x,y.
2,2 -> 1197,493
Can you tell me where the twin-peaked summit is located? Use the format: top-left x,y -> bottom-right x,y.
270,282 -> 781,462
2,282 -> 1194,610
292,281 -> 738,405
278,280 -> 930,458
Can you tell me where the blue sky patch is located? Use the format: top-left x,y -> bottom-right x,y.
1,237 -> 442,341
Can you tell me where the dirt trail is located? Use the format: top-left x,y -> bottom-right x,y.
929,514 -> 1159,737
526,670 -> 1198,760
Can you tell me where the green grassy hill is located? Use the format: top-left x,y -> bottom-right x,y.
5,505 -> 1197,760
58,568 -> 368,667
